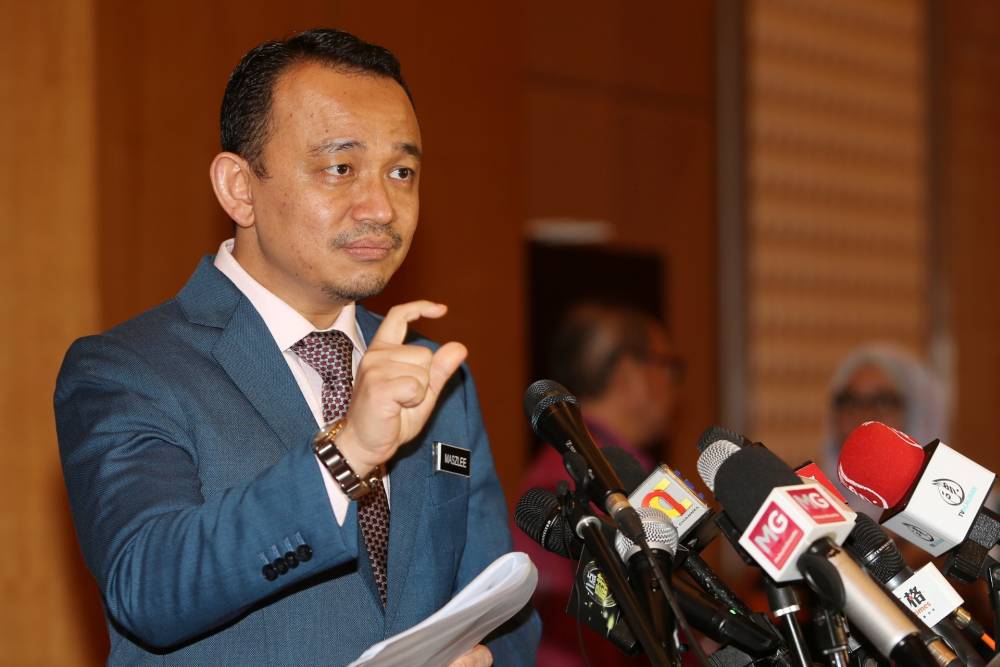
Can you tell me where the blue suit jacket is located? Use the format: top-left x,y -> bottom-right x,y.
55,258 -> 540,666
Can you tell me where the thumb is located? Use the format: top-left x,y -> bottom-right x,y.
427,341 -> 468,399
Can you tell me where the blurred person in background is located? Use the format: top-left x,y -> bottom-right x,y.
513,302 -> 683,666
820,342 -> 950,518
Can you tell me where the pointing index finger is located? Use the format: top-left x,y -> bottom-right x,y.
370,300 -> 448,346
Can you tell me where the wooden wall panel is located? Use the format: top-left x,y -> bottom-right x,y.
523,1 -> 717,478
94,0 -> 338,329
939,1 -> 1000,474
332,2 -> 527,497
746,0 -> 928,462
0,1 -> 102,664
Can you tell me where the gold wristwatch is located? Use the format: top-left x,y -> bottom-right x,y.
312,419 -> 375,500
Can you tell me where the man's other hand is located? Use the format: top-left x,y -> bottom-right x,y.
448,644 -> 493,667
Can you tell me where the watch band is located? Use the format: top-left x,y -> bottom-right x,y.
312,419 -> 373,500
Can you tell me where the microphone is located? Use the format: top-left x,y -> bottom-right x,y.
674,585 -> 782,658
603,447 -> 763,618
621,460 -> 713,542
613,509 -> 785,659
698,439 -> 943,665
837,420 -> 1000,582
845,513 -> 991,663
615,507 -> 680,659
516,483 -> 678,664
514,487 -> 584,560
515,486 -> 781,658
846,513 -> 969,621
524,380 -> 644,541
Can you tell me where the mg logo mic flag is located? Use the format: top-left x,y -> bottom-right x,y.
739,483 -> 857,582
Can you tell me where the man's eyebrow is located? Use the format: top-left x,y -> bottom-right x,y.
306,139 -> 421,159
307,139 -> 365,156
398,142 -> 422,160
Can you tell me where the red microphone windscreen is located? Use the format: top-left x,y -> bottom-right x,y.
837,421 -> 926,509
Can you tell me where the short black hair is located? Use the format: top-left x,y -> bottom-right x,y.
220,28 -> 412,178
547,303 -> 658,399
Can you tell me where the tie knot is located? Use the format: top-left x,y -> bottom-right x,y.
291,330 -> 354,384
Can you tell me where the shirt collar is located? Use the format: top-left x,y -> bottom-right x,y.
213,239 -> 366,354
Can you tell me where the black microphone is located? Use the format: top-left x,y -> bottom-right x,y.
514,487 -> 584,560
524,380 -> 643,541
514,485 -> 649,655
698,439 -> 946,666
674,584 -> 782,658
845,513 -> 987,666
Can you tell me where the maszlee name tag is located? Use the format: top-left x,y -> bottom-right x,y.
434,442 -> 471,477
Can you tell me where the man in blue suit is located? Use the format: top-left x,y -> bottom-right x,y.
55,29 -> 540,666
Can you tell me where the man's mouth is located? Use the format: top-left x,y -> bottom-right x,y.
341,237 -> 395,261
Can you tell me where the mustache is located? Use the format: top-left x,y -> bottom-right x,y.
331,222 -> 404,250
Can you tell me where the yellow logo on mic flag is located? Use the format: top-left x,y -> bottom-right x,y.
642,477 -> 693,519
628,464 -> 710,539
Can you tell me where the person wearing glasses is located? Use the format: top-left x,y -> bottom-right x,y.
513,302 -> 683,667
820,342 -> 949,518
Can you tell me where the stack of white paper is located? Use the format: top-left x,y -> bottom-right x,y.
348,552 -> 538,667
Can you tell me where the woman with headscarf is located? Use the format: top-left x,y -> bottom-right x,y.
820,342 -> 950,518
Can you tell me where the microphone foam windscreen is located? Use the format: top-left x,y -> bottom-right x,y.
836,421 -> 926,509
614,506 -> 679,562
712,446 -> 802,531
602,446 -> 648,493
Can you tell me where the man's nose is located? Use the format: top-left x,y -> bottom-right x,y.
351,174 -> 393,225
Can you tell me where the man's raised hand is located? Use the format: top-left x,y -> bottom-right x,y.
336,301 -> 467,476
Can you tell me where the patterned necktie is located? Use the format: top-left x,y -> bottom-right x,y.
291,330 -> 390,606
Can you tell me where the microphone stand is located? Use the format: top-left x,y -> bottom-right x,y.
558,458 -> 676,666
812,607 -> 850,667
798,551 -> 850,667
713,512 -> 801,666
765,580 -> 813,667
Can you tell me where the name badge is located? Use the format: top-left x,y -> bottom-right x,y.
434,442 -> 471,477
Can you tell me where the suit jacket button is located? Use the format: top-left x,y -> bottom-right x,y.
284,551 -> 299,568
262,564 -> 278,581
273,558 -> 289,575
296,544 -> 313,562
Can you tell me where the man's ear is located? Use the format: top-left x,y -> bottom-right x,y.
210,152 -> 255,228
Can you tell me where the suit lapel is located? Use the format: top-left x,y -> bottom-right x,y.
212,297 -> 317,451
356,306 -> 431,627
178,257 -> 316,452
